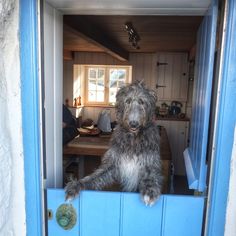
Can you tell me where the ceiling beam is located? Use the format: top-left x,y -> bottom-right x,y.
64,16 -> 129,61
63,49 -> 74,60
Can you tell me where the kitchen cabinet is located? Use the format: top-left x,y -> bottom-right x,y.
156,53 -> 189,102
156,120 -> 189,176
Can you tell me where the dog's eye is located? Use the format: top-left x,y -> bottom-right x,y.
138,98 -> 144,105
125,98 -> 132,104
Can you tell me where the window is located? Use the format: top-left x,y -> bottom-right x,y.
84,65 -> 132,106
87,67 -> 105,103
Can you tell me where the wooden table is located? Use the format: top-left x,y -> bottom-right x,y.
63,128 -> 172,192
64,135 -> 111,156
63,135 -> 111,179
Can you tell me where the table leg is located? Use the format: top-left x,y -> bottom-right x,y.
78,155 -> 85,179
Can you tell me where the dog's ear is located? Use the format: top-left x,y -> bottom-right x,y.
138,80 -> 145,87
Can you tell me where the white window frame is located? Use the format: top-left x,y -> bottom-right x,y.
83,65 -> 132,106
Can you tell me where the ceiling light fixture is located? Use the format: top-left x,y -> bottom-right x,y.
125,22 -> 141,50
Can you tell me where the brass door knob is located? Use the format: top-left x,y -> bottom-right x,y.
56,204 -> 77,230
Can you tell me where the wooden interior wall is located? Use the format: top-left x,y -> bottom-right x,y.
74,52 -> 130,66
73,52 -> 157,88
63,60 -> 73,105
63,52 -> 192,123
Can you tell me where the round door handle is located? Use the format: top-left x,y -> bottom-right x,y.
56,204 -> 77,230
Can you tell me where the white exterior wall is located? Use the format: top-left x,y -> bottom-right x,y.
225,125 -> 236,235
0,0 -> 26,235
44,2 -> 63,188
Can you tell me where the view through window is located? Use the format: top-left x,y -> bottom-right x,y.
85,65 -> 132,105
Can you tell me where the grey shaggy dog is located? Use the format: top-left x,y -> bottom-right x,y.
65,81 -> 163,206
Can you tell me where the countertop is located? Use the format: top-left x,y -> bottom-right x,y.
155,115 -> 190,122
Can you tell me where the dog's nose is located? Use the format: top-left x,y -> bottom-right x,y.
129,120 -> 139,128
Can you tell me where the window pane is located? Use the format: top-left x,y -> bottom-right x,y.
88,90 -> 96,101
110,69 -> 126,80
97,91 -> 104,102
97,80 -> 105,91
109,68 -> 127,103
89,69 -> 96,79
118,80 -> 125,88
98,69 -> 105,79
110,80 -> 118,89
109,89 -> 117,103
88,80 -> 96,90
118,69 -> 126,80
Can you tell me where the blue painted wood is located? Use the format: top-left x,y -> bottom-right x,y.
20,0 -> 42,235
47,189 -> 79,235
206,0 -> 236,234
47,190 -> 204,236
162,195 -> 205,236
121,193 -> 163,236
80,191 -> 121,236
185,0 -> 218,191
184,149 -> 198,189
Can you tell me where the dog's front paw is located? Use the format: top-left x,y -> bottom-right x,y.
141,188 -> 161,206
64,179 -> 83,201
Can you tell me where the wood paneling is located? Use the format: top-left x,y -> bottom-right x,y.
64,17 -> 129,61
74,52 -> 130,66
63,15 -> 203,59
156,53 -> 189,101
48,189 -> 205,236
63,52 -> 190,122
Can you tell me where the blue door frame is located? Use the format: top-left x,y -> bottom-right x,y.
205,0 -> 236,234
19,0 -> 236,235
20,0 -> 43,235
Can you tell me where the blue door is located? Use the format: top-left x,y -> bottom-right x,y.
184,0 -> 218,192
47,190 -> 204,236
19,0 -> 222,235
46,1 -> 218,235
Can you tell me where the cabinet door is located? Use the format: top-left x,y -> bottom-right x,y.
156,120 -> 189,176
156,53 -> 189,102
169,121 -> 189,176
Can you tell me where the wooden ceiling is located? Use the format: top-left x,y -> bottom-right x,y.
63,15 -> 203,61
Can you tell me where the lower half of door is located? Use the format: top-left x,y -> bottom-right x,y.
47,189 -> 204,236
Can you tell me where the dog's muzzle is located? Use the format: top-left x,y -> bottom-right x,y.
128,120 -> 140,132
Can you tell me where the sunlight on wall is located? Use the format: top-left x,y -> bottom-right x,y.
225,125 -> 236,235
0,0 -> 26,235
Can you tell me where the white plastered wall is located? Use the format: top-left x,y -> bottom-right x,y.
0,0 -> 26,235
225,125 -> 236,236
44,2 -> 63,188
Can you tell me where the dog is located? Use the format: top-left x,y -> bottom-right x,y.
65,81 -> 163,206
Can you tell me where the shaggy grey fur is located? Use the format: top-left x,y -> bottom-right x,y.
65,81 -> 163,206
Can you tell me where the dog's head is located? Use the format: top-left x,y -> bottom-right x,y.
115,81 -> 157,133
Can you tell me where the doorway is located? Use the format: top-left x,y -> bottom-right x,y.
20,0 -> 236,235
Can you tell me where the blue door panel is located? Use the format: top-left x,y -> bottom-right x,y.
80,191 -> 121,236
47,190 -> 204,236
47,189 -> 79,236
184,0 -> 218,191
121,193 -> 163,236
206,0 -> 236,234
162,195 -> 205,236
